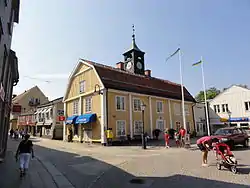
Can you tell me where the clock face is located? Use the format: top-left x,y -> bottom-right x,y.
136,62 -> 142,69
126,62 -> 132,70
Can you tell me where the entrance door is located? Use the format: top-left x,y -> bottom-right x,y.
83,130 -> 92,143
196,123 -> 205,136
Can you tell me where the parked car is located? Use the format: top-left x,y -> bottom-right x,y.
211,127 -> 249,150
241,126 -> 250,137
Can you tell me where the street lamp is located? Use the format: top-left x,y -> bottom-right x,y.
227,110 -> 232,127
141,103 -> 146,149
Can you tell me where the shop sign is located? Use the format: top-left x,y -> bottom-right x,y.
12,104 -> 22,113
58,116 -> 65,121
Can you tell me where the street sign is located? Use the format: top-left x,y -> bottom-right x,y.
58,116 -> 65,121
0,82 -> 5,101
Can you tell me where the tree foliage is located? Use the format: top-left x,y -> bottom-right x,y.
195,87 -> 220,102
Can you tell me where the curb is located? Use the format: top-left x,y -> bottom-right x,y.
36,156 -> 75,188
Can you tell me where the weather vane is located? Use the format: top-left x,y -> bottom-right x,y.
132,24 -> 135,39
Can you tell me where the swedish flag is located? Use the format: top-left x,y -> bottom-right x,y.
192,60 -> 202,66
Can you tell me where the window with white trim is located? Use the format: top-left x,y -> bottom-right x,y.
184,105 -> 189,115
116,96 -> 125,111
244,101 -> 250,111
156,119 -> 165,131
79,80 -> 86,93
156,101 -> 163,113
134,120 -> 143,135
174,103 -> 181,115
216,105 -> 220,113
133,98 -> 141,111
222,104 -> 229,112
85,97 -> 92,112
73,100 -> 79,115
116,120 -> 126,137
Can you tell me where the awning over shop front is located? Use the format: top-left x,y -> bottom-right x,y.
75,113 -> 97,124
66,115 -> 78,125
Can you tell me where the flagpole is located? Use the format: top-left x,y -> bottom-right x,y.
201,56 -> 210,136
178,48 -> 186,130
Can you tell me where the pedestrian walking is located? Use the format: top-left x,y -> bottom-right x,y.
106,128 -> 113,146
9,129 -> 14,138
179,126 -> 186,147
196,136 -> 218,167
175,131 -> 180,147
15,134 -> 34,177
14,129 -> 19,140
164,128 -> 170,148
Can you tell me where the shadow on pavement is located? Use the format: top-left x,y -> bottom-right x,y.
31,143 -> 249,188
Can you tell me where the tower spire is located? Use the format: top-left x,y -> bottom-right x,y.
132,24 -> 135,41
130,24 -> 141,52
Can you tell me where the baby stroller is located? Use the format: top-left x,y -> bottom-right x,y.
214,142 -> 238,174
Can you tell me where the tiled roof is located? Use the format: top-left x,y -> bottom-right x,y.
85,60 -> 195,102
12,86 -> 38,104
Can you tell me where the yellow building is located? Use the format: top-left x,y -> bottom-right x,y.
63,34 -> 196,143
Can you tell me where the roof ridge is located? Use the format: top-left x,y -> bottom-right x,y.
85,60 -> 181,87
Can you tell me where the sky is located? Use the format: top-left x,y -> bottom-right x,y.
11,0 -> 250,100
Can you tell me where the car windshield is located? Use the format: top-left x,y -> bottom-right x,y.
214,129 -> 233,135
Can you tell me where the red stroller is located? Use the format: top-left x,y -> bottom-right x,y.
213,142 -> 238,174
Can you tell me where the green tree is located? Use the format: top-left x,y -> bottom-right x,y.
195,87 -> 220,102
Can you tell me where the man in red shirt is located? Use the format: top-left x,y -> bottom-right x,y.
179,126 -> 186,147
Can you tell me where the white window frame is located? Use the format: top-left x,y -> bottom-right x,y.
79,80 -> 86,93
85,97 -> 92,113
184,104 -> 190,116
134,120 -> 143,135
174,103 -> 181,115
133,98 -> 141,112
213,105 -> 217,113
216,105 -> 220,113
115,96 -> 125,111
73,100 -> 79,115
244,101 -> 250,111
116,120 -> 126,137
156,119 -> 165,131
156,101 -> 163,113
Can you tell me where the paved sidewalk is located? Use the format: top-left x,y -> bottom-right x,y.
0,139 -> 59,188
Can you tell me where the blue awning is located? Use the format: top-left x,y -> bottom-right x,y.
66,115 -> 78,125
75,113 -> 97,124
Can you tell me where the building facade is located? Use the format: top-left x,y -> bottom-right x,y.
0,0 -> 20,160
34,97 -> 64,139
63,34 -> 196,143
209,85 -> 250,130
11,86 -> 49,130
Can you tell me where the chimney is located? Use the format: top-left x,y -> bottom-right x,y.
145,69 -> 151,77
116,62 -> 124,70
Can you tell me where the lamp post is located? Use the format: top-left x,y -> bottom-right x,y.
227,110 -> 232,127
141,103 -> 146,149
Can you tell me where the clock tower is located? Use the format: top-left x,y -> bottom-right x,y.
123,25 -> 145,75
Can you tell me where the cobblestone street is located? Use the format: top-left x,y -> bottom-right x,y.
1,138 -> 250,188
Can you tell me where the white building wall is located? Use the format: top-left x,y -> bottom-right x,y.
209,85 -> 250,127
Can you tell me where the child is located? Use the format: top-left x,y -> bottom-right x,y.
164,128 -> 170,148
175,132 -> 180,147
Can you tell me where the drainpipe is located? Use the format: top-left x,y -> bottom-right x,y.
106,89 -> 108,130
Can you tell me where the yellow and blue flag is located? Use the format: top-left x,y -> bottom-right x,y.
192,60 -> 202,66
